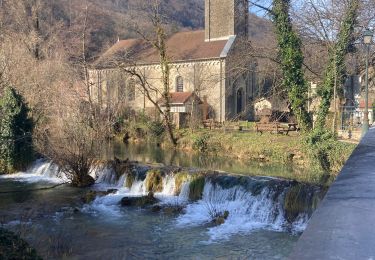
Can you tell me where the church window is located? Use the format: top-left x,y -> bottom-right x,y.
128,79 -> 136,101
176,76 -> 184,92
118,80 -> 126,102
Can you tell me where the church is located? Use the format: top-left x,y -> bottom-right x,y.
89,0 -> 257,126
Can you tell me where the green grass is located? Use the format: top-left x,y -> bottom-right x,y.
176,129 -> 356,185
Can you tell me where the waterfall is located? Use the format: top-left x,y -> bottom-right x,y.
95,167 -> 118,185
176,180 -> 288,241
83,163 -> 323,240
178,182 -> 190,202
0,159 -> 65,183
116,174 -> 126,188
158,174 -> 176,196
128,179 -> 146,195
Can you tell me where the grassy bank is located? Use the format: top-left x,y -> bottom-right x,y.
175,129 -> 355,180
118,121 -> 356,185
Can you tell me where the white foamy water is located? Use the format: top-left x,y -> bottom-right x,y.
87,170 -> 186,216
176,181 -> 289,242
74,166 -> 312,241
0,159 -> 66,183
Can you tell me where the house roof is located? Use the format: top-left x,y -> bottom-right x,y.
158,92 -> 201,105
94,30 -> 229,69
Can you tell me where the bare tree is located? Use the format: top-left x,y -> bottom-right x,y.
115,1 -> 178,146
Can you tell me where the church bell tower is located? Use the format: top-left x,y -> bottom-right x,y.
205,0 -> 249,42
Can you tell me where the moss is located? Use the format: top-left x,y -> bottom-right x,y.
145,170 -> 163,193
189,175 -> 205,201
111,158 -> 133,179
125,172 -> 136,189
120,192 -> 159,207
174,171 -> 191,195
162,205 -> 185,215
0,228 -> 41,260
82,190 -> 97,204
284,184 -> 311,223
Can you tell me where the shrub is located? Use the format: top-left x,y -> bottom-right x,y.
147,121 -> 165,143
0,87 -> 34,174
192,133 -> 210,152
304,129 -> 355,176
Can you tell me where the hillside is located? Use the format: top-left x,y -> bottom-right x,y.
52,0 -> 272,57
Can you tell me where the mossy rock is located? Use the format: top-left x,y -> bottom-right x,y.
125,172 -> 136,189
162,205 -> 185,215
82,189 -> 118,204
284,183 -> 314,223
212,210 -> 229,226
145,170 -> 163,193
72,174 -> 95,188
189,175 -> 205,201
111,158 -> 134,179
0,228 -> 41,260
174,172 -> 191,195
82,190 -> 97,204
120,192 -> 159,207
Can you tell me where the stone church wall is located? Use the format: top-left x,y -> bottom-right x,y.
88,59 -> 226,122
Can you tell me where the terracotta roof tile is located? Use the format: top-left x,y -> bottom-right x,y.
94,30 -> 228,68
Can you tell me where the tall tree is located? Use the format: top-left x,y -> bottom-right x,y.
272,0 -> 312,131
0,87 -> 34,173
315,0 -> 359,130
118,1 -> 178,146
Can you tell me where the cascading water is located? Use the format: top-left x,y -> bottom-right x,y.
1,160 -> 314,259
0,159 -> 65,183
177,181 -> 288,241
90,166 -> 323,241
3,159 -> 320,241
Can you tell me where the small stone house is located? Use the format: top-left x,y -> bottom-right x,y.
158,92 -> 202,128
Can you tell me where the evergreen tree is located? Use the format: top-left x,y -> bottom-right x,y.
0,87 -> 34,174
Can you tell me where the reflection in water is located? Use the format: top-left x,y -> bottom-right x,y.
103,141 -> 313,182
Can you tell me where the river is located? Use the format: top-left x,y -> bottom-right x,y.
0,144 -> 323,259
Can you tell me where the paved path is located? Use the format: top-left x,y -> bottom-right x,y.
290,128 -> 375,260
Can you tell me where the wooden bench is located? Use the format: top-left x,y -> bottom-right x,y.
255,122 -> 298,135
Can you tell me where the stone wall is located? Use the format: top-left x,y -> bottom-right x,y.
205,0 -> 248,41
88,59 -> 227,122
205,0 -> 235,41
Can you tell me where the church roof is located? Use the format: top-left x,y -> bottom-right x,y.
94,30 -> 229,69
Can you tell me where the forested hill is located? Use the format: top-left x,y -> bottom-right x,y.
2,0 -> 271,60
49,0 -> 271,58
46,0 -> 205,58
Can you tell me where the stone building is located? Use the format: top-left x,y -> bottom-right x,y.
89,0 -> 257,124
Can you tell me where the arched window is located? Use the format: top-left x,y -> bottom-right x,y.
128,79 -> 135,101
118,80 -> 126,102
176,76 -> 184,92
237,88 -> 243,114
